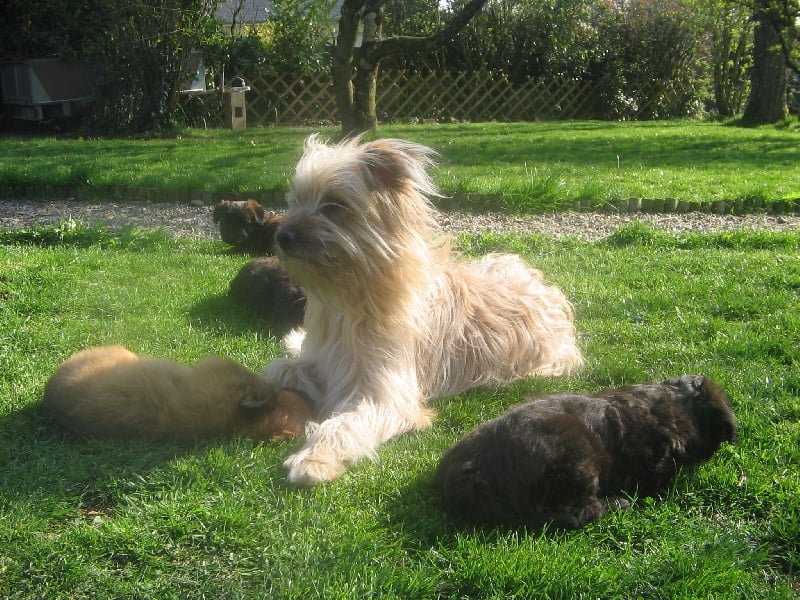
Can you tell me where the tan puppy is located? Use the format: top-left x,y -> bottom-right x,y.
44,345 -> 311,441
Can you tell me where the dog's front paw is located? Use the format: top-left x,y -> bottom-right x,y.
262,358 -> 308,391
283,448 -> 346,486
261,357 -> 292,384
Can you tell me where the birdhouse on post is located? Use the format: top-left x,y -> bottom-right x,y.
223,77 -> 250,130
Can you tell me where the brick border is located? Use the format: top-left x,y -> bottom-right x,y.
1,185 -> 799,215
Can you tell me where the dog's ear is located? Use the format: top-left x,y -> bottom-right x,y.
664,374 -> 705,397
361,140 -> 404,189
362,139 -> 435,191
687,378 -> 737,445
244,200 -> 269,224
604,405 -> 627,448
721,418 -> 737,444
239,387 -> 277,418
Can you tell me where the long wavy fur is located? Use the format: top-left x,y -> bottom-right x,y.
263,135 -> 583,485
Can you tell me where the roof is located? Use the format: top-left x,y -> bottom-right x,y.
214,0 -> 272,25
214,0 -> 343,25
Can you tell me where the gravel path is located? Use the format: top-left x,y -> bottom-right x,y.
1,199 -> 798,242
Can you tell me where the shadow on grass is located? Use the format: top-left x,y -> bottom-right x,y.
0,401 -> 194,513
380,468 -> 456,548
187,292 -> 298,338
0,222 -> 175,250
381,465 -> 568,561
0,400 -> 300,517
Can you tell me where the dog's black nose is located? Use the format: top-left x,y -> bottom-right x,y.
275,227 -> 296,250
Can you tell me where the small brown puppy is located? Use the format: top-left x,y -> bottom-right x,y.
436,375 -> 736,529
212,199 -> 282,254
228,256 -> 306,331
44,345 -> 311,441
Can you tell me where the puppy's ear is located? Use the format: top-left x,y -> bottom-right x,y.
265,212 -> 283,227
689,378 -> 737,444
244,200 -> 269,224
665,374 -> 705,396
604,405 -> 626,447
721,419 -> 737,443
239,387 -> 277,418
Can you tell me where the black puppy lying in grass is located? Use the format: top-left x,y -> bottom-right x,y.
436,375 -> 736,529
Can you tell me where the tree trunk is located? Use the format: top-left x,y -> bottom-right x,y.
332,0 -> 361,135
742,5 -> 788,124
351,64 -> 379,134
332,0 -> 488,136
350,0 -> 383,134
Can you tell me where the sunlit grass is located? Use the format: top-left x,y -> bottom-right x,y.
1,223 -> 798,598
1,120 -> 799,212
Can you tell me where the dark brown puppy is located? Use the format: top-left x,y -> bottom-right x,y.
212,199 -> 282,254
44,345 -> 312,442
228,256 -> 306,331
436,375 -> 735,529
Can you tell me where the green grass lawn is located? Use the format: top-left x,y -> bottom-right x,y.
1,120 -> 799,212
1,223 -> 798,598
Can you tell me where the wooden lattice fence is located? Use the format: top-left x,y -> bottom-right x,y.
245,71 -> 339,125
178,69 -> 600,128
376,71 -> 597,122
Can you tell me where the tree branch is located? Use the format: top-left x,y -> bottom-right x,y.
765,3 -> 800,75
777,30 -> 800,74
365,0 -> 488,63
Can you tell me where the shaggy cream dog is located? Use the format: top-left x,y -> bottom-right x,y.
44,345 -> 310,441
263,136 -> 582,485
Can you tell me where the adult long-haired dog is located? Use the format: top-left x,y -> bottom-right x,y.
435,375 -> 736,529
263,136 -> 583,486
228,256 -> 306,332
44,345 -> 310,441
212,199 -> 282,254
